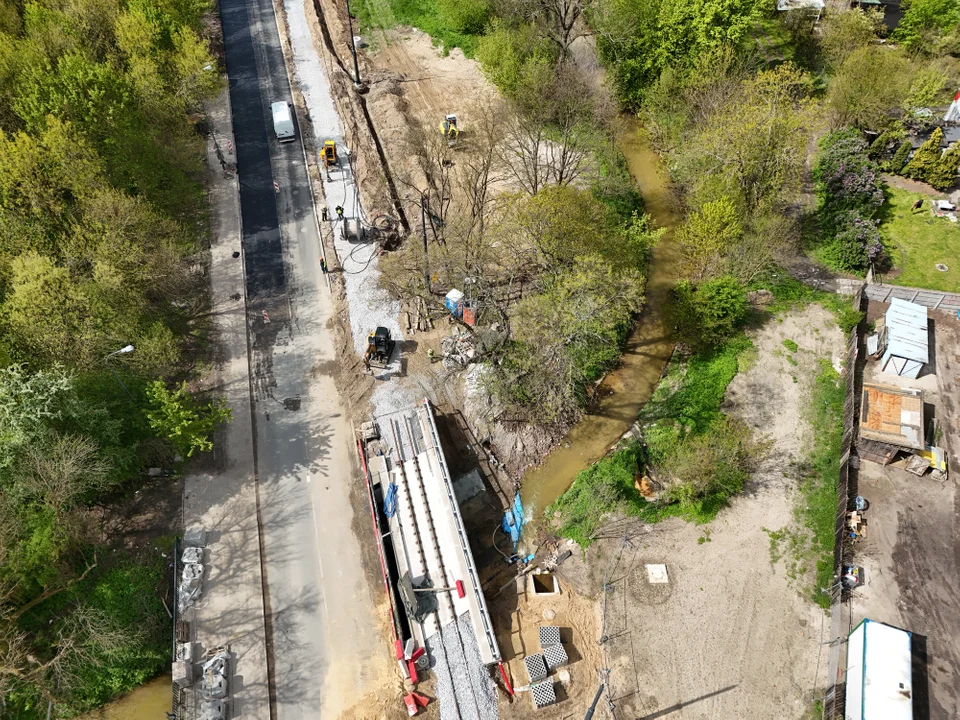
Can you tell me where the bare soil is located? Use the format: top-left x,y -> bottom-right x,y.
550,306 -> 846,719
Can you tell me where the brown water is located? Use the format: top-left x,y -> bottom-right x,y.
77,675 -> 172,720
520,117 -> 681,514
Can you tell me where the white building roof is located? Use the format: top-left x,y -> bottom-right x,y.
845,619 -> 913,720
885,298 -> 929,364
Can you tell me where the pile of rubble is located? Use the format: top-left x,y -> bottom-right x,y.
199,647 -> 231,720
441,327 -> 476,370
179,536 -> 205,611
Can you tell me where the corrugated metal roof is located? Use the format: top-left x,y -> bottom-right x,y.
885,298 -> 929,364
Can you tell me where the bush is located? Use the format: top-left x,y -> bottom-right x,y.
888,140 -> 913,173
814,129 -> 886,273
820,211 -> 883,274
927,142 -> 960,190
902,126 -> 944,181
669,275 -> 748,349
437,0 -> 489,34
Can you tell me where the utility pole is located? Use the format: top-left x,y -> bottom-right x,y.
345,0 -> 362,88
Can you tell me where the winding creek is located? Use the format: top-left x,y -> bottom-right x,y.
519,117 -> 681,515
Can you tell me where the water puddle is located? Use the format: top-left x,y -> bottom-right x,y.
519,117 -> 681,514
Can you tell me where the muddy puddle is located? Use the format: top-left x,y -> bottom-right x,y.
519,117 -> 681,515
77,675 -> 171,719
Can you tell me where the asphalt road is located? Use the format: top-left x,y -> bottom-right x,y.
219,0 -> 389,716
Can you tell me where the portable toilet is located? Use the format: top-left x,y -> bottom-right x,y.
445,289 -> 464,318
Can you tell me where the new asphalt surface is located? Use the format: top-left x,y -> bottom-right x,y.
219,0 -> 390,716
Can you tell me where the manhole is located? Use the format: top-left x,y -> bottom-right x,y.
530,573 -> 559,595
936,263 -> 949,272
283,397 -> 301,411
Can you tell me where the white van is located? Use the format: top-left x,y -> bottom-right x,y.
271,101 -> 295,143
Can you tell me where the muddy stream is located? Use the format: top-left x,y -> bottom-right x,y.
520,118 -> 681,515
76,675 -> 172,719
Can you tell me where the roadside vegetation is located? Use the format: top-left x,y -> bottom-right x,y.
0,0 -> 226,715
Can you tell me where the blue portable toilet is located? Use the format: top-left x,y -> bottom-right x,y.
445,288 -> 464,318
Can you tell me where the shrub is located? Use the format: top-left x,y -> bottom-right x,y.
902,126 -> 944,182
669,275 -> 748,349
887,140 -> 913,172
144,381 -> 231,458
437,0 -> 489,35
927,142 -> 960,190
820,211 -> 883,273
814,129 -> 884,219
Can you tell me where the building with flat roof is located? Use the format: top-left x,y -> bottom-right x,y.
880,298 -> 929,379
859,382 -> 925,450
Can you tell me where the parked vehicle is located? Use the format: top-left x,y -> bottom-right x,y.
271,101 -> 295,142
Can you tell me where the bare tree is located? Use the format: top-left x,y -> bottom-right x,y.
19,434 -> 112,515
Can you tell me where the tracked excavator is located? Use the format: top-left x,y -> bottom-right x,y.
364,327 -> 395,369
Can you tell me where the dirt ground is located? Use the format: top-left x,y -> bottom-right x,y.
549,305 -> 845,719
846,303 -> 960,720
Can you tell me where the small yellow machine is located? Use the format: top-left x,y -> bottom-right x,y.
321,140 -> 338,167
439,114 -> 460,147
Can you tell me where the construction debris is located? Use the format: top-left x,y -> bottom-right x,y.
441,326 -> 476,369
178,546 -> 205,611
199,647 -> 231,719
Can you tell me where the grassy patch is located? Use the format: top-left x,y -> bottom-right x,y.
801,359 -> 845,608
640,335 -> 753,440
879,186 -> 960,291
782,339 -> 798,352
352,0 -> 486,55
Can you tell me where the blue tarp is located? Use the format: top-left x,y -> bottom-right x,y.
502,494 -> 524,547
384,483 -> 398,518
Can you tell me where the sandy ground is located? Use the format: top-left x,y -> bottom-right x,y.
550,306 -> 845,719
846,303 -> 960,720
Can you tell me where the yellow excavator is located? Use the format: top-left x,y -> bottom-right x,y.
321,139 -> 338,167
439,114 -> 460,147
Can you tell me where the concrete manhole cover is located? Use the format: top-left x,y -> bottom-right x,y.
283,397 -> 302,411
936,263 -> 949,272
646,564 -> 669,584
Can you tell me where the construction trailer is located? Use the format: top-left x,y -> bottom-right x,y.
879,298 -> 929,379
844,619 -> 913,720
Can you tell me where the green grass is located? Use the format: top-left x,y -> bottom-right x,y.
639,335 -> 753,439
351,0 -> 486,55
879,186 -> 960,292
802,359 -> 845,608
782,339 -> 798,353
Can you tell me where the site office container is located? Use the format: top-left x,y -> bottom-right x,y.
844,618 -> 913,720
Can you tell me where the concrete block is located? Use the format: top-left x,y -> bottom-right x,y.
538,625 -> 561,648
544,642 -> 568,671
524,653 -> 548,683
531,679 -> 556,708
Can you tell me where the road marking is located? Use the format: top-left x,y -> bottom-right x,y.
273,180 -> 279,192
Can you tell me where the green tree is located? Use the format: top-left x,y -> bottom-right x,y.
144,381 -> 231,457
826,46 -> 914,131
893,0 -> 960,55
593,0 -> 768,106
0,364 -> 73,469
902,126 -> 944,181
669,275 -> 747,348
888,140 -> 913,172
676,196 -> 742,280
927,142 -> 960,189
819,8 -> 885,69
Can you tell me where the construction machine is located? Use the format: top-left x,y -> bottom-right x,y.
439,114 -> 460,147
321,140 -> 338,167
364,327 -> 395,368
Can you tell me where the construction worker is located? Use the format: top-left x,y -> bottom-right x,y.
427,348 -> 435,363
335,205 -> 344,219
320,257 -> 328,274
